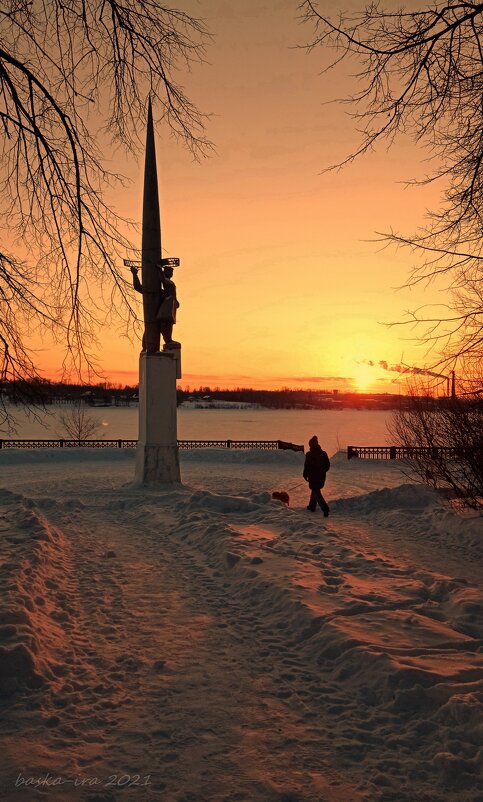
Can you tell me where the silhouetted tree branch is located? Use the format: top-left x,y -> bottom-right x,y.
0,0 -> 210,427
301,1 -> 482,378
57,402 -> 102,442
388,387 -> 483,509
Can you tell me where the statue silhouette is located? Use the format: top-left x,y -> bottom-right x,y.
131,261 -> 180,351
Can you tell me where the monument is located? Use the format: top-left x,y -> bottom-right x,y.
131,99 -> 181,485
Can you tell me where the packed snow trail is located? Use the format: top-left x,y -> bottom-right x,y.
1,486 -> 369,802
1,463 -> 481,802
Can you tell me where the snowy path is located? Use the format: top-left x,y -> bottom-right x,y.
0,453 -> 482,802
1,486 -> 369,802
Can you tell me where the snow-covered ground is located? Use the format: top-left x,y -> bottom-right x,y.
0,449 -> 481,802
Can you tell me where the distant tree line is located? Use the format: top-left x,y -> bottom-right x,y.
3,380 -> 466,411
2,378 -> 138,406
178,387 -> 390,409
177,387 -> 445,410
0,380 -> 405,409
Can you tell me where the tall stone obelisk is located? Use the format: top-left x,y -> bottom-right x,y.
134,100 -> 181,485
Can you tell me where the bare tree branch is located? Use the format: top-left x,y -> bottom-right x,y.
301,1 -> 483,372
57,401 -> 102,441
388,385 -> 483,509
0,0 -> 211,427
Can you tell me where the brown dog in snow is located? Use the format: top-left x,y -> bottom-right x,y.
272,491 -> 289,506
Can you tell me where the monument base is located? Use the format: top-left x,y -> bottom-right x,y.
163,340 -> 182,378
135,443 -> 180,485
134,351 -> 181,485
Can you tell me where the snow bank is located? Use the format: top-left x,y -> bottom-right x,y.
185,488 -> 273,513
181,447 -> 305,465
334,483 -> 483,560
0,451 -> 481,800
0,446 -> 135,466
0,445 -> 304,466
0,489 -> 72,694
164,486 -> 483,797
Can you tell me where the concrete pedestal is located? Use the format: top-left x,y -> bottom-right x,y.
163,341 -> 182,378
134,351 -> 181,484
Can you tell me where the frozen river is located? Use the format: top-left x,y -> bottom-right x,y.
3,406 -> 394,456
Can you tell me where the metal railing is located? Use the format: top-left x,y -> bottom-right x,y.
0,438 -> 304,451
347,445 -> 477,460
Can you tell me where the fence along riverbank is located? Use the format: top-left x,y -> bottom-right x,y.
347,445 -> 478,460
2,441 -> 476,463
0,439 -> 304,451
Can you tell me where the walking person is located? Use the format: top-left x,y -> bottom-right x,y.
303,435 -> 330,516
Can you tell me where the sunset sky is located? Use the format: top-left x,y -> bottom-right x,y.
38,0 -> 449,393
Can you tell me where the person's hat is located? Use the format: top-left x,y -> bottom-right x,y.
308,435 -> 318,447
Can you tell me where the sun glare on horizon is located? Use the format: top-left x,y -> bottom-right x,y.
352,363 -> 376,393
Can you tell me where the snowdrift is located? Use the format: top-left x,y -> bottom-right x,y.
0,450 -> 481,801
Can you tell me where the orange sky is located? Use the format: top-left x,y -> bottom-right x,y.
37,0 -> 450,394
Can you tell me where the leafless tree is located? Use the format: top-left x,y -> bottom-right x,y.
0,0 -> 210,428
388,385 -> 483,509
57,402 -> 102,442
300,1 -> 483,379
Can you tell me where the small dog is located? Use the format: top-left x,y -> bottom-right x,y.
272,491 -> 290,506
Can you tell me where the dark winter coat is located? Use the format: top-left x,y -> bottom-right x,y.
303,445 -> 330,490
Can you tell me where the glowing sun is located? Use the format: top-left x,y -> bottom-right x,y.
353,363 -> 374,393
